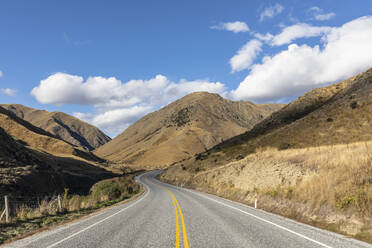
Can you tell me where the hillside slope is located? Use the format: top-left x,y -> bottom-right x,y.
0,104 -> 111,150
0,106 -> 103,163
0,124 -> 114,197
176,69 -> 371,171
96,92 -> 284,168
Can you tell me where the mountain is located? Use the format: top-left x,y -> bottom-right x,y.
0,106 -> 104,162
95,92 -> 284,168
0,108 -> 115,196
0,104 -> 111,151
170,69 -> 372,171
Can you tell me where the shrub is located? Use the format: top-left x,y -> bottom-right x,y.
350,101 -> 358,109
278,142 -> 291,150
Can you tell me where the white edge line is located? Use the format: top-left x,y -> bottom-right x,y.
45,175 -> 150,248
186,187 -> 333,248
155,179 -> 333,248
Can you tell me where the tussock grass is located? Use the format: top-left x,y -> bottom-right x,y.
253,142 -> 372,216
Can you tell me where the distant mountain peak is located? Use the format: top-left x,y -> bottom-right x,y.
0,104 -> 111,151
95,92 -> 284,169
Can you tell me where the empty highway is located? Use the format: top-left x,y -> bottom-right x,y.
4,171 -> 371,248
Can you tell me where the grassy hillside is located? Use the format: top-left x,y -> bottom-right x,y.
175,69 -> 371,172
0,107 -> 115,197
0,106 -> 103,163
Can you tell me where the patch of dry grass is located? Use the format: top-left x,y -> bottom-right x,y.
290,142 -> 372,215
245,142 -> 372,216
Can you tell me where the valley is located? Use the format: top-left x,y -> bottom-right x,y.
1,69 -> 371,245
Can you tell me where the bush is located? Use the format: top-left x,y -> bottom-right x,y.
92,181 -> 122,201
278,142 -> 291,150
350,101 -> 358,109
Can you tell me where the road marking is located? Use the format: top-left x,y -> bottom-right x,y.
166,189 -> 190,248
171,191 -> 190,248
170,191 -> 180,248
182,187 -> 333,248
45,176 -> 150,248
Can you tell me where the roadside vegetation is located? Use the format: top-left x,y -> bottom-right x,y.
161,141 -> 372,243
0,174 -> 142,245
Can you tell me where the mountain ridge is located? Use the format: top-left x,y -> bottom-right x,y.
0,111 -> 114,196
96,92 -> 285,168
0,104 -> 111,150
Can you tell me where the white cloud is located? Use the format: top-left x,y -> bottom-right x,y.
260,3 -> 284,21
1,88 -> 16,97
315,13 -> 336,21
231,16 -> 372,102
32,73 -> 226,135
211,21 -> 249,33
308,6 -> 322,12
230,40 -> 262,72
74,106 -> 152,135
253,32 -> 274,42
0,71 -> 3,77
270,23 -> 333,46
309,6 -> 336,21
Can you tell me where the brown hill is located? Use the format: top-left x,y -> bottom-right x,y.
0,116 -> 114,197
95,92 -> 284,168
172,69 -> 372,171
0,106 -> 103,163
0,104 -> 111,150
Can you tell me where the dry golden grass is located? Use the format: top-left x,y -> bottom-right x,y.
289,142 -> 372,215
232,142 -> 372,216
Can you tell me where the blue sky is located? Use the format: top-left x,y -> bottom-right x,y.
1,0 -> 372,137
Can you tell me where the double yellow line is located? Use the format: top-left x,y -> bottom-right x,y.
166,189 -> 189,248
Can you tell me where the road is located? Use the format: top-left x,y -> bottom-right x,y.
5,171 -> 371,248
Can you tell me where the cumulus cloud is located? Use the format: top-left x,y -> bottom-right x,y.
32,73 -> 226,135
211,21 -> 249,33
269,23 -> 333,46
230,40 -> 262,72
260,3 -> 284,21
1,88 -> 16,97
309,6 -> 336,21
231,16 -> 372,102
74,106 -> 152,135
0,71 -> 3,77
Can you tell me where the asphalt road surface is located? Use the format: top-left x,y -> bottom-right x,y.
5,171 -> 371,248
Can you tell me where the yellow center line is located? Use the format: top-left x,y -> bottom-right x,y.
170,192 -> 180,248
173,193 -> 190,248
165,188 -> 190,248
